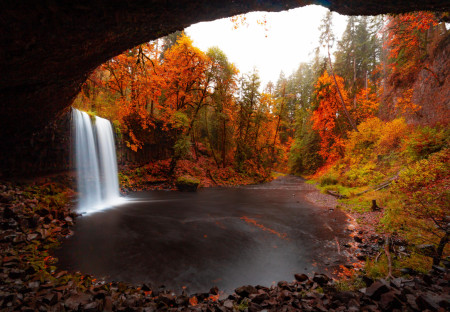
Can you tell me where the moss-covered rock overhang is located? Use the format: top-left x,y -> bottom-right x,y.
0,0 -> 448,155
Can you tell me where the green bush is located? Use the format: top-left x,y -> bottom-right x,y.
406,125 -> 448,160
319,173 -> 338,186
384,148 -> 450,264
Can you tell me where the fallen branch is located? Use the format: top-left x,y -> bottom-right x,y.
375,251 -> 383,262
326,190 -> 348,199
356,172 -> 401,196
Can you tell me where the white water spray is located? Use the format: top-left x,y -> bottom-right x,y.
72,108 -> 121,214
96,116 -> 120,204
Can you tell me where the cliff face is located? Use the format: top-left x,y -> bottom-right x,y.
0,1 -> 448,175
411,33 -> 450,125
381,32 -> 450,125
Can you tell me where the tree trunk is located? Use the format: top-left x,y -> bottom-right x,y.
221,119 -> 226,168
205,109 -> 220,167
327,47 -> 358,132
433,231 -> 449,265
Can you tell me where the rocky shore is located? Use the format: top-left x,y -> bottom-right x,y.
1,178 -> 449,311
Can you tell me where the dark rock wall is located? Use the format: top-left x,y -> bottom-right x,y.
0,1 -> 448,175
381,32 -> 450,125
1,109 -> 73,178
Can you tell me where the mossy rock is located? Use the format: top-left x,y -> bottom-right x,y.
175,175 -> 200,192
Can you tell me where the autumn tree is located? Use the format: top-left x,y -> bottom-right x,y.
384,12 -> 439,86
311,71 -> 350,163
157,34 -> 215,170
288,62 -> 324,174
102,42 -> 162,151
201,47 -> 239,167
235,70 -> 261,170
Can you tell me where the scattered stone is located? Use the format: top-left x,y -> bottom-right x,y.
83,301 -> 99,312
354,236 -> 363,243
209,286 -> 219,295
223,300 -> 233,309
294,273 -> 309,282
380,291 -> 402,310
3,207 -> 15,219
431,265 -> 445,273
312,273 -> 330,286
64,293 -> 90,310
1,179 -> 450,312
235,285 -> 258,298
365,281 -> 390,300
400,267 -> 418,275
416,293 -> 440,311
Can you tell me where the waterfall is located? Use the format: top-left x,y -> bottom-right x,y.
95,116 -> 120,204
72,108 -> 121,214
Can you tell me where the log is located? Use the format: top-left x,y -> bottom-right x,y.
326,190 -> 348,199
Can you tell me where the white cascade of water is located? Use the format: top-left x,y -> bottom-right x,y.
95,116 -> 120,205
72,108 -> 122,214
72,109 -> 102,213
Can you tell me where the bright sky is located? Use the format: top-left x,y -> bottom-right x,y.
185,5 -> 348,88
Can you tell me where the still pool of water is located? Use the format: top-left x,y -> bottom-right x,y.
54,176 -> 350,294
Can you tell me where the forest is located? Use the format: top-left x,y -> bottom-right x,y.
1,8 -> 449,311
74,11 -> 449,270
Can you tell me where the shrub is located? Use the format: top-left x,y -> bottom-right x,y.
377,118 -> 409,154
385,148 -> 450,264
319,173 -> 338,186
345,117 -> 384,159
342,161 -> 385,187
406,125 -> 448,160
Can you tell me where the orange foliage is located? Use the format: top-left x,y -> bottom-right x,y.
78,33 -> 293,179
103,42 -> 162,151
189,296 -> 198,306
158,34 -> 213,130
395,88 -> 421,117
103,34 -> 215,151
311,71 -> 349,163
351,85 -> 379,123
230,14 -> 268,37
384,12 -> 438,84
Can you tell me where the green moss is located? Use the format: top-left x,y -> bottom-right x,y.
334,276 -> 366,291
271,171 -> 286,179
176,175 -> 200,185
175,175 -> 200,191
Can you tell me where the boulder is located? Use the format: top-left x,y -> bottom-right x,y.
175,176 -> 200,192
380,291 -> 403,311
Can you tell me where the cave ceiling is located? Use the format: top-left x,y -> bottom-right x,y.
0,0 -> 448,152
